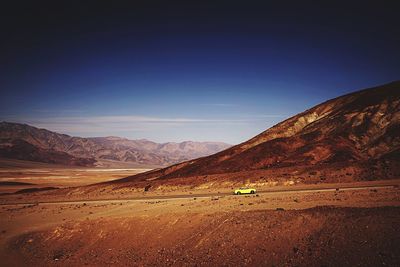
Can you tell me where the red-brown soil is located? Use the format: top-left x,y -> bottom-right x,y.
1,186 -> 399,266
0,162 -> 150,195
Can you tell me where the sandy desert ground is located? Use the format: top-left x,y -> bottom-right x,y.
0,173 -> 399,266
0,159 -> 151,195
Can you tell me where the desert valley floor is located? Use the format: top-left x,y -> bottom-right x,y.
0,164 -> 399,266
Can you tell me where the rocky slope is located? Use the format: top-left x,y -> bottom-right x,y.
0,138 -> 96,167
0,122 -> 230,167
114,81 -> 400,186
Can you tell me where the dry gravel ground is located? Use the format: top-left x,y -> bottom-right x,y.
0,186 -> 399,266
0,167 -> 150,194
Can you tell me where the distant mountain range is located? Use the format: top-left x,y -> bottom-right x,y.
0,122 -> 231,167
111,80 -> 400,186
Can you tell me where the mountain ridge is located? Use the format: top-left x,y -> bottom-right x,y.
110,80 -> 400,186
0,122 -> 231,167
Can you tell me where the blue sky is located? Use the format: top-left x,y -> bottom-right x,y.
1,1 -> 399,144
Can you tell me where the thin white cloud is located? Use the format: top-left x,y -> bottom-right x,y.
200,103 -> 238,107
1,114 -> 288,139
2,114 -> 286,124
246,114 -> 289,118
32,109 -> 85,114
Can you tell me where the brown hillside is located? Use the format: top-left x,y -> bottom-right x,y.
113,81 -> 400,186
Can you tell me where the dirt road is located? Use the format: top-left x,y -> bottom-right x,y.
1,182 -> 399,266
0,182 -> 397,206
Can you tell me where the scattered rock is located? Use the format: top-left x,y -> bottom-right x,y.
52,251 -> 64,261
144,185 -> 151,192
